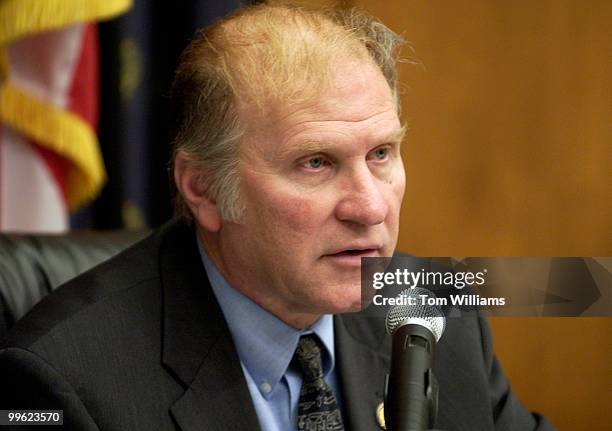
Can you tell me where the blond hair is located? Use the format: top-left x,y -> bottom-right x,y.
170,2 -> 404,222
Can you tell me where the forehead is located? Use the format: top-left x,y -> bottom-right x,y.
241,61 -> 401,155
316,61 -> 394,117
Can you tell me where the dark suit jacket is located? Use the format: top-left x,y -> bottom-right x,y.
0,221 -> 554,430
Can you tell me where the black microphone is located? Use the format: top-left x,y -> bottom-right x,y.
384,288 -> 446,431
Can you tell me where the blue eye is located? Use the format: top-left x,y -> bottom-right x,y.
372,148 -> 388,160
306,157 -> 324,169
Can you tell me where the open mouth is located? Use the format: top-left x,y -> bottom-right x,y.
333,249 -> 375,256
325,248 -> 379,261
322,248 -> 379,267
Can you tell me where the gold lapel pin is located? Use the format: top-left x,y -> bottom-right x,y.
376,402 -> 386,430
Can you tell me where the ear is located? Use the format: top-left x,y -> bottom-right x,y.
174,152 -> 222,232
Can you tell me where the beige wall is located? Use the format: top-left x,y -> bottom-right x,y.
303,0 -> 611,429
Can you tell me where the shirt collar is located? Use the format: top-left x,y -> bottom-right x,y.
197,239 -> 336,398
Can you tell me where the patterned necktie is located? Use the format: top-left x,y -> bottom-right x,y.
294,334 -> 345,431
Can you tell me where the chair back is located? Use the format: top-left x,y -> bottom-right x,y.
0,230 -> 148,342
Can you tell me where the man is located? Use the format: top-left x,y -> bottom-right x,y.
0,3 -> 554,430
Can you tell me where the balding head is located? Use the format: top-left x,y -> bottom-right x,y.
170,3 -> 404,222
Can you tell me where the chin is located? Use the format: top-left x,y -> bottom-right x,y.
296,278 -> 362,315
317,294 -> 363,315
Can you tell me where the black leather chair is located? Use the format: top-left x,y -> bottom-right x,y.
0,230 -> 148,342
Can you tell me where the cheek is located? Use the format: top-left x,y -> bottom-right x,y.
273,197 -> 315,230
394,168 -> 406,203
247,181 -> 334,236
385,162 -> 406,212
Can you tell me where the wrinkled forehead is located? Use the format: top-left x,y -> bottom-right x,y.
235,62 -> 402,165
236,58 -> 396,143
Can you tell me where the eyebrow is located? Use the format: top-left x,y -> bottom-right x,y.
279,125 -> 408,159
385,125 -> 407,145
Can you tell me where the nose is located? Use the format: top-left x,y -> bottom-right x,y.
334,167 -> 389,226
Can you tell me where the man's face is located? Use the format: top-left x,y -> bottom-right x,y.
209,61 -> 405,328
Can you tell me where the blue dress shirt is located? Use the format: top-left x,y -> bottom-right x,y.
198,241 -> 344,431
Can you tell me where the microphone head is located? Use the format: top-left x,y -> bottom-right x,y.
385,288 -> 446,342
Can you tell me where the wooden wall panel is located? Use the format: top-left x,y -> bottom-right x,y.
489,317 -> 611,430
348,0 -> 611,257
343,0 -> 611,429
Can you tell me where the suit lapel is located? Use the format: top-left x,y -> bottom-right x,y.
335,312 -> 390,431
169,335 -> 261,431
159,222 -> 260,431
